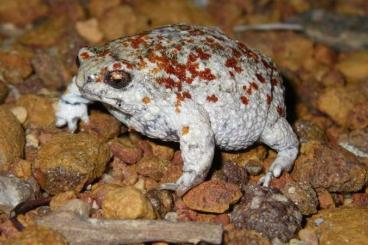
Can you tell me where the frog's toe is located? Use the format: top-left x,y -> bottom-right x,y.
159,183 -> 179,191
259,171 -> 273,187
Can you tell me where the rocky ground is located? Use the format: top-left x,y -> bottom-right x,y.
0,0 -> 367,244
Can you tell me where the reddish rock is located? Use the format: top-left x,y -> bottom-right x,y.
183,180 -> 242,213
221,161 -> 249,189
109,138 -> 143,164
231,185 -> 302,242
291,141 -> 367,192
352,193 -> 368,208
224,224 -> 271,245
281,181 -> 318,215
317,189 -> 335,209
136,156 -> 170,181
145,189 -> 174,219
80,111 -> 121,142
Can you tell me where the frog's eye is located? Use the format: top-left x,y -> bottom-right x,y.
105,70 -> 131,89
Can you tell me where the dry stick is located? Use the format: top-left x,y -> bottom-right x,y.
37,211 -> 223,245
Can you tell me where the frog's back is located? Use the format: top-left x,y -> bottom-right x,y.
103,25 -> 286,150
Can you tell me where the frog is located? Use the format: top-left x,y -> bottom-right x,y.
55,24 -> 299,196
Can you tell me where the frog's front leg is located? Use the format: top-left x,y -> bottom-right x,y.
55,77 -> 92,132
161,103 -> 215,196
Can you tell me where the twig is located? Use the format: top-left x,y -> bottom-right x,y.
234,23 -> 304,32
37,211 -> 223,245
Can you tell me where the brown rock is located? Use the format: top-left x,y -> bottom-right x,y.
160,155 -> 183,184
149,141 -> 175,161
137,156 -> 170,181
224,224 -> 271,245
231,185 -> 302,242
110,158 -> 138,185
338,128 -> 368,158
102,186 -> 155,219
17,95 -> 55,129
183,180 -> 242,213
352,193 -> 368,208
307,208 -> 368,244
81,110 -> 121,142
313,43 -> 337,66
8,159 -> 32,180
0,79 -> 8,103
292,141 -> 367,192
317,84 -> 368,129
221,145 -> 267,167
281,181 -> 318,215
50,190 -> 77,210
0,106 -> 25,165
75,18 -> 103,43
88,0 -> 120,18
98,5 -> 147,40
337,51 -> 368,83
20,17 -> 69,48
317,189 -> 335,209
221,161 -> 249,189
109,137 -> 143,164
33,133 -> 110,194
145,189 -> 174,219
0,0 -> 48,27
293,119 -> 327,143
3,225 -> 67,245
0,49 -> 33,85
298,228 -> 318,245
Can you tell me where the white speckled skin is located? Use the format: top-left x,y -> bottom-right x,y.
56,25 -> 299,195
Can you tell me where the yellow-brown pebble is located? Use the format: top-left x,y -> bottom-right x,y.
3,225 -> 67,245
102,186 -> 155,219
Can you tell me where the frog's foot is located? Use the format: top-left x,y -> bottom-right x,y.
55,79 -> 91,132
55,99 -> 89,132
259,117 -> 299,186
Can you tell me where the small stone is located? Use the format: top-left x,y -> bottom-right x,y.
17,95 -> 56,129
0,48 -> 33,85
80,110 -> 121,142
102,186 -> 155,219
75,18 -> 103,43
280,181 -> 318,215
338,128 -> 368,158
33,133 -> 110,194
0,0 -> 48,27
351,193 -> 368,208
183,180 -> 242,213
221,145 -> 267,167
336,51 -> 368,83
298,228 -> 318,245
109,137 -> 143,164
307,208 -> 368,244
0,175 -> 35,213
136,155 -> 170,181
8,159 -> 32,180
59,199 -> 91,218
3,225 -> 67,245
50,191 -> 77,210
145,189 -> 174,219
149,141 -> 175,161
317,189 -> 335,209
291,141 -> 367,192
293,119 -> 326,143
0,106 -> 25,165
10,106 -> 27,124
231,184 -> 302,242
224,224 -> 271,245
222,161 -> 249,189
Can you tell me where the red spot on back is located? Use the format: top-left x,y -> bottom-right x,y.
195,48 -> 211,60
271,78 -> 278,86
256,73 -> 266,83
97,50 -> 110,57
277,106 -> 285,116
157,77 -> 181,90
250,82 -> 259,90
225,58 -> 242,73
266,94 -> 273,104
207,94 -> 218,103
261,59 -> 272,69
130,35 -> 146,49
240,96 -> 249,105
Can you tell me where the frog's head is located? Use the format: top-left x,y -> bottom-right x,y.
74,47 -> 142,110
